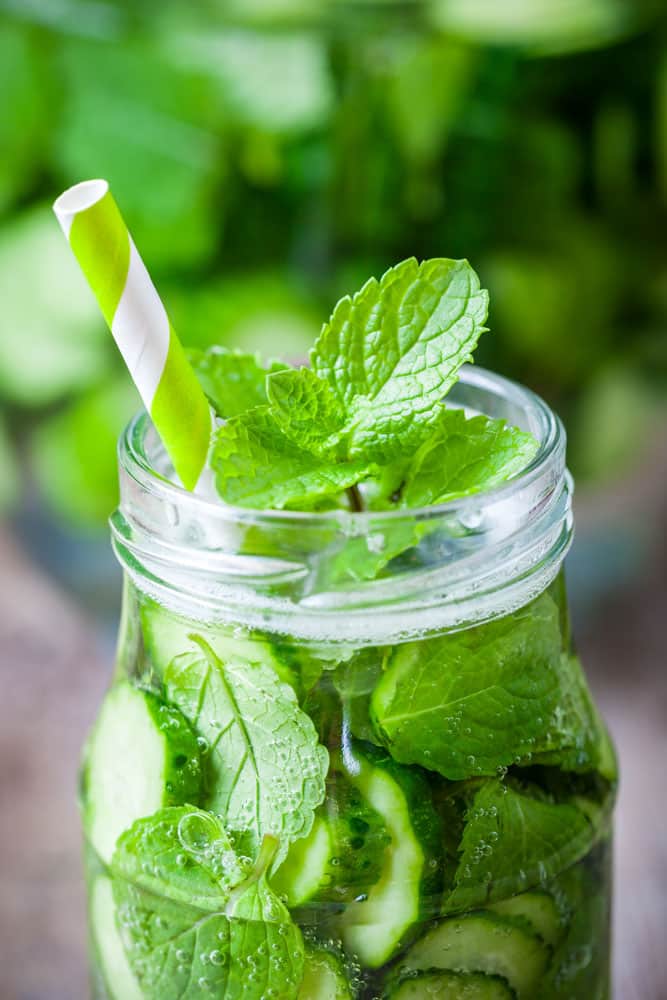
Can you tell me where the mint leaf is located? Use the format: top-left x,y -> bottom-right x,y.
370,593 -> 566,780
530,654 -> 618,782
112,807 -> 304,1000
165,639 -> 329,864
311,257 -> 488,461
444,779 -> 599,914
112,806 -> 252,906
375,408 -> 539,509
211,406 -> 375,509
266,366 -> 347,454
190,346 -> 288,418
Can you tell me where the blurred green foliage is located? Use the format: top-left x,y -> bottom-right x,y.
0,0 -> 665,531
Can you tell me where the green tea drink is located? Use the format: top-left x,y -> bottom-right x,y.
80,259 -> 616,999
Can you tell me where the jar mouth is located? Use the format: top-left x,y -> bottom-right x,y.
119,365 -> 560,526
112,365 -> 572,642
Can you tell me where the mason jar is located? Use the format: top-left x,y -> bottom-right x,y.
82,366 -> 616,1000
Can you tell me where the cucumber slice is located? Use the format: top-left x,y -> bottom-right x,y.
401,912 -> 549,998
82,682 -> 202,864
90,875 -> 144,1000
273,816 -> 333,906
140,598 -> 299,691
339,745 -> 442,968
390,971 -> 515,1000
272,765 -> 391,907
489,891 -> 563,949
298,945 -> 353,999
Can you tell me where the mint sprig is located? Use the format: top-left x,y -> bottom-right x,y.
208,257 -> 494,511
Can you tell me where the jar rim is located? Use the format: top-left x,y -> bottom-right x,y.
112,365 -> 572,642
119,364 -> 560,527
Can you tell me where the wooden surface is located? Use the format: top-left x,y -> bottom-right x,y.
0,527 -> 665,1000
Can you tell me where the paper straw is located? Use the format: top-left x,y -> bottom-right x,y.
53,179 -> 211,491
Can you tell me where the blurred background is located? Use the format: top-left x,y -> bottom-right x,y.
0,1 -> 665,997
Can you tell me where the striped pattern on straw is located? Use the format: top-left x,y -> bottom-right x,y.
53,179 -> 211,491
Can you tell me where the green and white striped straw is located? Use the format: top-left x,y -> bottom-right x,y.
53,179 -> 211,491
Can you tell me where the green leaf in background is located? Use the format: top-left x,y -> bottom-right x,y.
0,24 -> 52,215
53,38 -> 223,270
203,0 -> 327,27
432,0 -> 647,56
165,29 -> 333,135
30,378 -> 137,530
112,807 -> 304,1000
0,205 -> 109,406
167,273 -> 321,358
386,37 -> 477,167
165,640 -> 329,864
190,346 -> 288,418
443,779 -> 599,914
483,226 -> 618,387
0,415 -> 20,513
572,366 -> 663,482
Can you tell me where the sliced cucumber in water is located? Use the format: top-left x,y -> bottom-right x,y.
140,597 -> 299,691
338,744 -> 442,969
273,815 -> 333,906
90,875 -> 144,1000
272,764 -> 391,907
298,945 -> 353,999
389,971 -> 515,1000
401,912 -> 549,998
489,891 -> 563,949
82,682 -> 202,864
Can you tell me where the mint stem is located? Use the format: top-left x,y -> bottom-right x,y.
347,483 -> 364,512
225,834 -> 280,915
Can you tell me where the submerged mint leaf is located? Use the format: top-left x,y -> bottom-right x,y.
376,409 -> 539,510
190,346 -> 288,419
111,807 -> 304,1000
444,779 -> 599,914
211,405 -> 375,509
370,593 -> 566,780
371,599 -> 613,785
311,257 -> 488,461
165,639 -> 329,864
112,806 -> 251,906
530,654 -> 618,782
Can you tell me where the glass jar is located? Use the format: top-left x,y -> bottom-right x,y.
83,366 -> 616,1000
